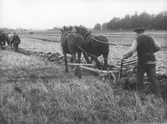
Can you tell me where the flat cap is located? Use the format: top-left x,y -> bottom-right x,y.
134,26 -> 145,32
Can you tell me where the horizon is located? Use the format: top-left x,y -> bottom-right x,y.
0,0 -> 167,30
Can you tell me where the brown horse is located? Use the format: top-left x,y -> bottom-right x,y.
75,26 -> 109,70
0,32 -> 10,49
60,27 -> 90,77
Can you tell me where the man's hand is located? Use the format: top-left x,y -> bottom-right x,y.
122,52 -> 133,59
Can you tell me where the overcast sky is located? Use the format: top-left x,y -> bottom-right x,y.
0,0 -> 167,29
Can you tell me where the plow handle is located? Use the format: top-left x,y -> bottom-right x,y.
118,59 -> 124,85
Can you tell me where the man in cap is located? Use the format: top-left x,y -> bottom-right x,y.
122,25 -> 162,97
7,32 -> 21,52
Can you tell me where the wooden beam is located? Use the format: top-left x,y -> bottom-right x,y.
80,65 -> 117,84
68,63 -> 95,66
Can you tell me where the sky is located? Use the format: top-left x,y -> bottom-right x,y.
0,0 -> 167,30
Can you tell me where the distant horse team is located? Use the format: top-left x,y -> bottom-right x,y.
0,31 -> 21,51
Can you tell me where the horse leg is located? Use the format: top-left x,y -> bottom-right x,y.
92,57 -> 101,69
71,53 -> 78,76
103,54 -> 108,70
6,37 -> 10,45
2,41 -> 5,49
70,57 -> 73,63
90,57 -> 94,63
70,56 -> 75,69
69,56 -> 74,69
77,52 -> 82,78
83,52 -> 91,64
0,40 -> 5,50
78,52 -> 81,63
0,41 -> 2,49
64,53 -> 68,73
2,40 -> 6,46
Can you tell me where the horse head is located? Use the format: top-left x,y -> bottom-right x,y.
60,28 -> 68,43
75,26 -> 92,40
75,26 -> 85,36
84,31 -> 92,40
62,26 -> 72,33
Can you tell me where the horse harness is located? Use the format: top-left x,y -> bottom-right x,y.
83,32 -> 108,44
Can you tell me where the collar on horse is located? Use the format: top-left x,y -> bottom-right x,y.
61,32 -> 68,46
84,32 -> 104,43
61,31 -> 72,42
84,34 -> 92,42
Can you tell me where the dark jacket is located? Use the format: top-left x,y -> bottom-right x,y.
136,35 -> 156,64
11,35 -> 21,44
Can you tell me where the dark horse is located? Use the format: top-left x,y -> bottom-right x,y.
60,27 -> 90,77
0,32 -> 10,49
75,26 -> 109,70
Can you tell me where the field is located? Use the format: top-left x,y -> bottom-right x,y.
0,30 -> 167,124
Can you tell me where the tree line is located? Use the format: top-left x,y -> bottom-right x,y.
94,11 -> 167,30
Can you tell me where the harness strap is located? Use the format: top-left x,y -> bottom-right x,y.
84,32 -> 108,44
83,34 -> 108,58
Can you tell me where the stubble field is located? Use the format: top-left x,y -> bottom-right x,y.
0,30 -> 167,124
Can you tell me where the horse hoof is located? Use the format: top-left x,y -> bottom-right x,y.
75,68 -> 78,76
78,72 -> 82,78
78,68 -> 82,78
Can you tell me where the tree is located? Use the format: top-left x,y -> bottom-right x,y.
93,23 -> 101,30
107,17 -> 120,30
98,11 -> 167,31
121,14 -> 131,29
102,23 -> 108,30
53,27 -> 59,30
137,11 -> 152,29
131,11 -> 138,29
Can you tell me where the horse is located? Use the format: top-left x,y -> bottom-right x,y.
75,26 -> 109,70
60,27 -> 90,77
0,32 -> 10,49
63,26 -> 73,32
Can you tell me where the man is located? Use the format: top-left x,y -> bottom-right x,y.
122,26 -> 162,97
7,32 -> 21,52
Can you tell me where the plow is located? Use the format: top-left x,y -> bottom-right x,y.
68,55 -> 138,89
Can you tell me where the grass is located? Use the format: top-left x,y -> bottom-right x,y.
0,50 -> 167,124
0,50 -> 54,70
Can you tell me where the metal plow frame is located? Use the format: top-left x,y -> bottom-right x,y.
68,56 -> 137,86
